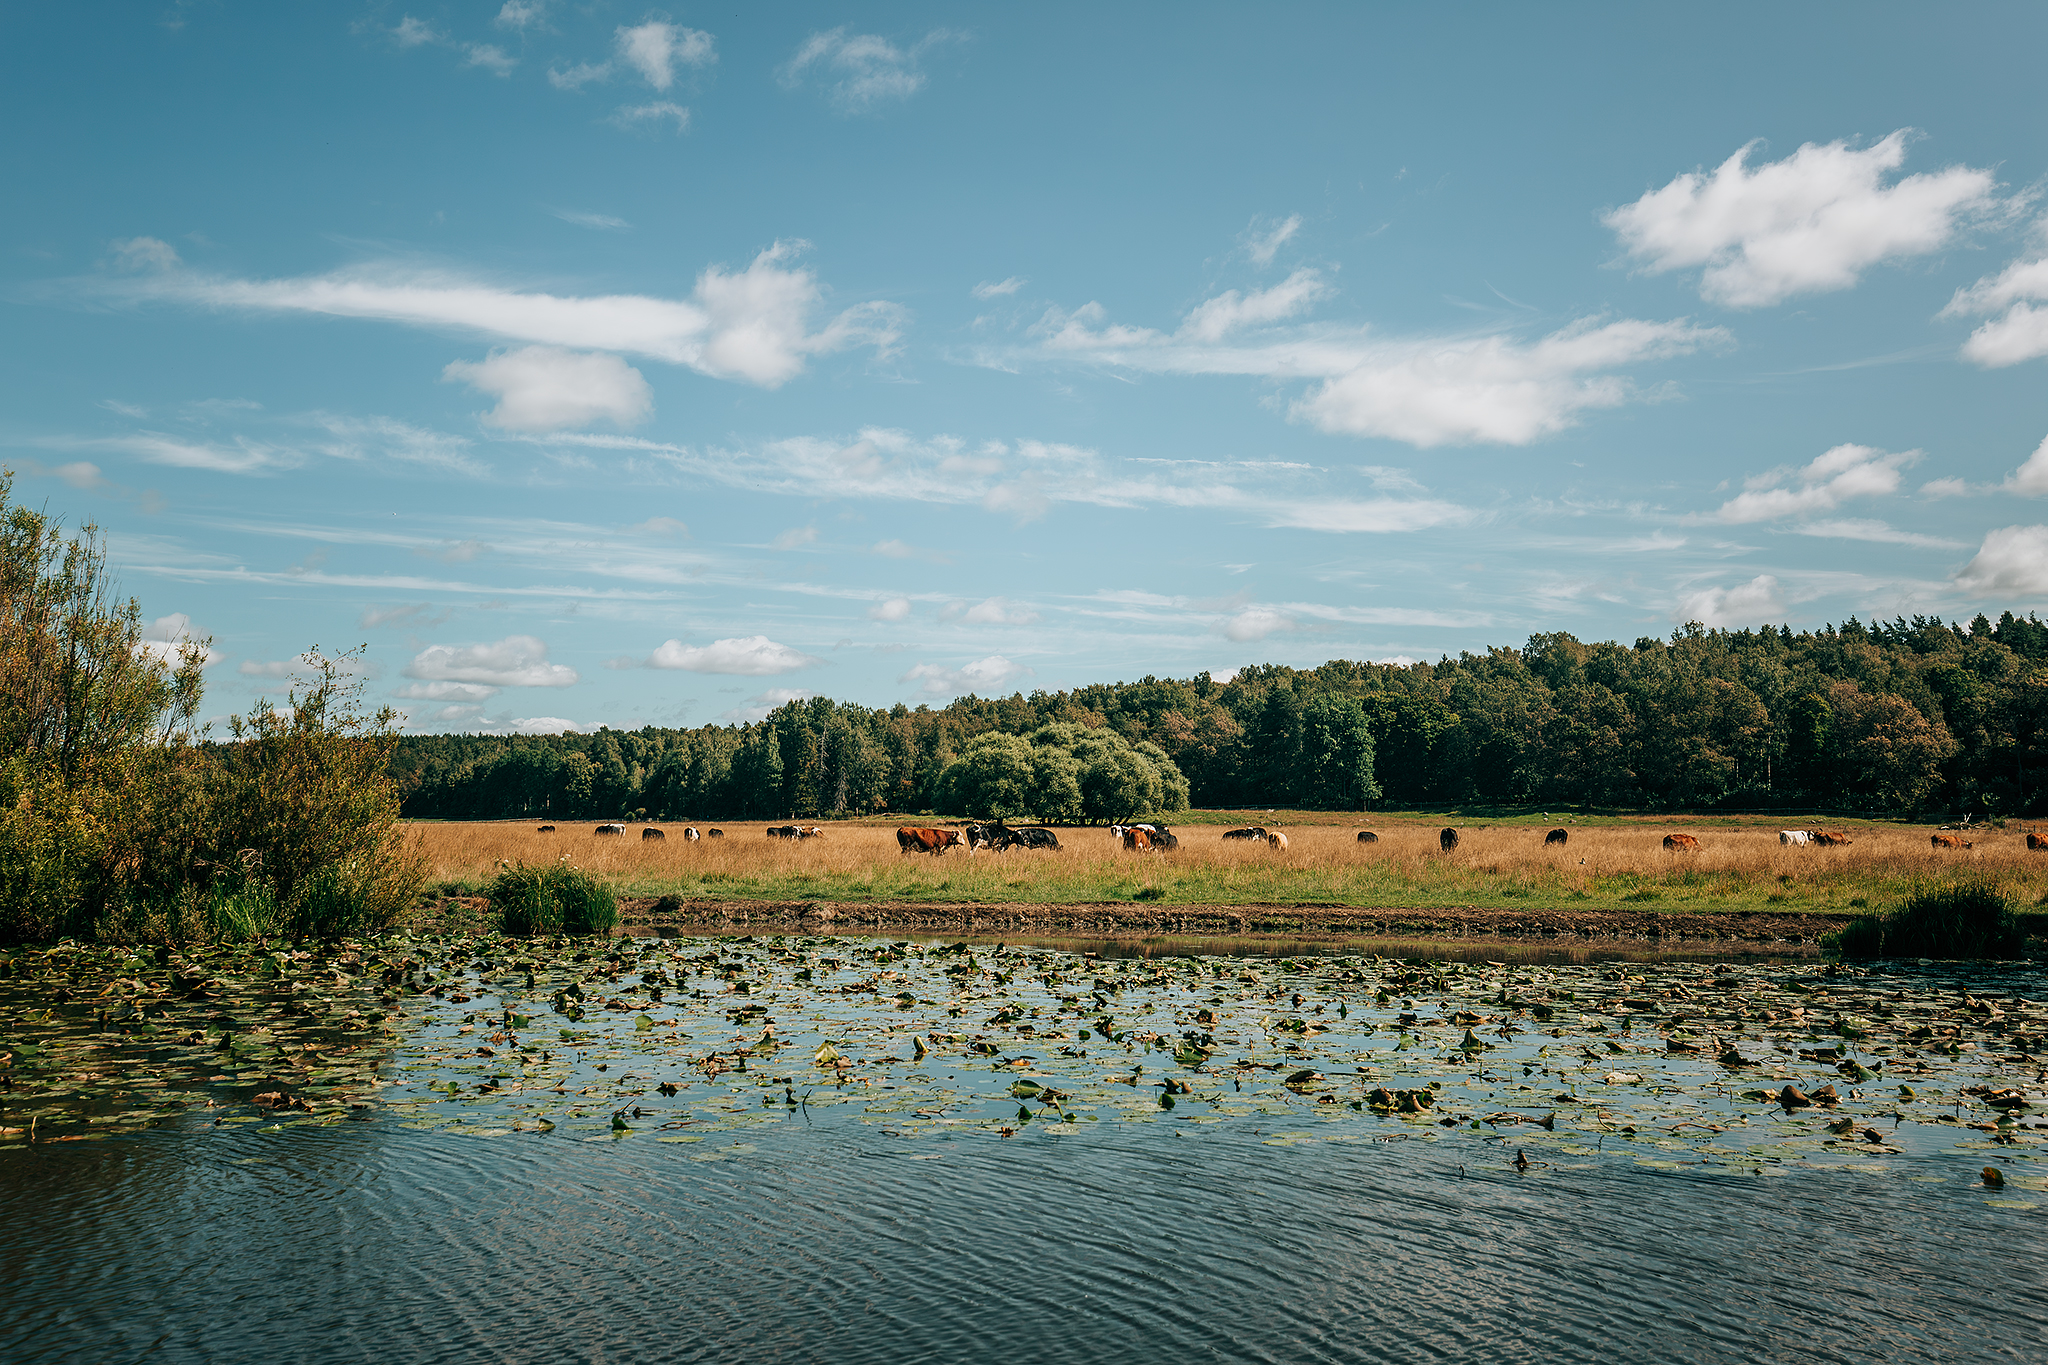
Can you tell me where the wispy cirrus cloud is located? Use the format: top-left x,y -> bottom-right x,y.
1605,131 -> 2004,308
85,239 -> 902,389
779,27 -> 960,112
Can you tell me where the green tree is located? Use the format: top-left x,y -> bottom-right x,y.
1297,693 -> 1381,809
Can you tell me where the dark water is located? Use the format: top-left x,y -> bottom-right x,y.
3,1107 -> 2043,1363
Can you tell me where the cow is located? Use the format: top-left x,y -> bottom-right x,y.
1010,828 -> 1061,850
1815,831 -> 1852,847
1931,833 -> 1973,850
1779,830 -> 1812,847
537,825 -> 556,833
682,827 -> 701,841
1439,828 -> 1459,853
1663,833 -> 1701,852
642,827 -> 666,841
1222,827 -> 1268,842
898,826 -> 963,855
1130,823 -> 1177,850
766,825 -> 802,839
965,822 -> 1018,852
1544,828 -> 1568,847
595,823 -> 625,837
1356,831 -> 1378,843
2028,833 -> 2047,851
1122,827 -> 1153,853
706,829 -> 724,838
800,826 -> 826,839
1266,831 -> 1289,851
1109,825 -> 1128,843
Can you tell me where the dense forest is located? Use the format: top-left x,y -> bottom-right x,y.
392,612 -> 2048,823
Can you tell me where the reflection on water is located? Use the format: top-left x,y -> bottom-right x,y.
3,942 -> 2045,1362
904,931 -> 1817,965
3,1115 -> 2044,1364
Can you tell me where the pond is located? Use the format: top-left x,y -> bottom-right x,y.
2,935 -> 2044,1362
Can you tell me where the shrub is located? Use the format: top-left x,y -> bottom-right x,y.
489,859 -> 618,937
1829,882 -> 2032,959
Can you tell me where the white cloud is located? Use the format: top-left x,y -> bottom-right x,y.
1028,298 -> 1725,447
780,28 -> 956,111
91,431 -> 301,475
1711,444 -> 1916,523
719,687 -> 814,723
549,208 -> 629,230
899,654 -> 1028,697
137,613 -> 221,667
629,516 -> 689,537
1243,214 -> 1302,267
108,242 -> 902,389
959,596 -> 1038,626
1947,251 -> 2048,367
418,539 -> 489,564
390,680 -> 501,702
2008,434 -> 2048,495
873,539 -> 916,558
496,1 -> 546,31
239,650 -> 376,680
1677,574 -> 1786,627
1223,606 -> 1293,642
391,16 -> 441,47
443,345 -> 652,432
506,716 -> 585,734
1179,269 -> 1332,344
1604,131 -> 2001,308
1955,525 -> 2048,597
646,636 -> 820,675
310,413 -> 487,476
404,635 -> 578,688
1920,476 -> 1972,499
609,101 -> 690,134
112,236 -> 180,271
1792,518 -> 1962,550
548,60 -> 610,90
463,44 -> 516,75
771,525 -> 819,550
615,21 -> 714,90
972,277 -> 1025,299
868,597 -> 911,621
1208,667 -> 1239,684
359,603 -> 450,629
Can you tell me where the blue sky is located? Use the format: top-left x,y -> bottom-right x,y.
6,2 -> 2048,734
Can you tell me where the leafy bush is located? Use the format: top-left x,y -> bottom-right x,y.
1829,883 -> 2032,959
489,859 -> 618,937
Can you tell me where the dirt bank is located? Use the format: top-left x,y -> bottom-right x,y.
611,897 -> 1857,947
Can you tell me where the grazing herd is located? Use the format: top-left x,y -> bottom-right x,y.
529,819 -> 2039,855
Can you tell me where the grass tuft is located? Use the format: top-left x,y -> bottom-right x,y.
1828,882 -> 2033,959
488,859 -> 618,937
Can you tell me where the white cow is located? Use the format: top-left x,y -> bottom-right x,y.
1779,830 -> 1812,846
683,827 -> 701,841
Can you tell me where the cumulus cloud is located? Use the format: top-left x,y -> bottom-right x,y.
899,654 -> 1029,697
2007,434 -> 2048,495
615,20 -> 713,89
1243,214 -> 1302,267
496,2 -> 546,31
771,525 -> 819,550
404,635 -> 578,688
1955,525 -> 2048,596
719,687 -> 814,723
958,596 -> 1039,626
463,44 -> 516,75
1677,574 -> 1786,627
629,516 -> 689,537
443,345 -> 652,431
548,60 -> 610,90
103,242 -> 902,389
1026,294 -> 1724,447
1711,444 -> 1916,523
646,636 -> 820,675
1605,131 -> 2001,308
1222,606 -> 1293,642
390,680 -> 501,702
868,597 -> 911,621
780,27 -> 957,111
1946,249 -> 2048,367
390,16 -> 441,47
137,613 -> 221,667
972,277 -> 1025,300
609,101 -> 690,134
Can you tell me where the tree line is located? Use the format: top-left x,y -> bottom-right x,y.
393,611 -> 2048,822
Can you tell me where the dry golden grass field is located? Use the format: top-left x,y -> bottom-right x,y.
407,813 -> 2048,917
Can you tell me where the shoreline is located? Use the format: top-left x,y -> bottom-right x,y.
605,896 -> 1857,948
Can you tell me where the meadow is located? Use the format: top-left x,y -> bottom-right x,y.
409,812 -> 2048,919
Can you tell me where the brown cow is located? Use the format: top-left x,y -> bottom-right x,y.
1931,833 -> 1973,850
1356,830 -> 1379,843
897,826 -> 963,855
1266,831 -> 1289,851
2029,832 -> 2047,851
1544,827 -> 1568,847
1815,831 -> 1851,847
1663,833 -> 1701,852
1123,827 -> 1153,853
1439,827 -> 1459,853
